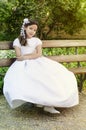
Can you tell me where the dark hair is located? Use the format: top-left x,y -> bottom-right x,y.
18,20 -> 38,46
24,20 -> 38,27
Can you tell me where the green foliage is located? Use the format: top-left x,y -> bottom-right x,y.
0,1 -> 13,22
45,0 -> 86,36
0,67 -> 8,95
0,0 -> 49,40
0,1 -> 13,31
0,0 -> 86,40
0,50 -> 15,95
43,46 -> 86,69
0,50 -> 15,58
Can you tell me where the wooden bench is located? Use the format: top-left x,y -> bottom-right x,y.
0,40 -> 86,92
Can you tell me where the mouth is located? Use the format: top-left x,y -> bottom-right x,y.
29,34 -> 34,36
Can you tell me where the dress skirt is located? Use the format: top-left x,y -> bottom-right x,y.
3,56 -> 79,109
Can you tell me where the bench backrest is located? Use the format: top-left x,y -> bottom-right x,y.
0,40 -> 86,74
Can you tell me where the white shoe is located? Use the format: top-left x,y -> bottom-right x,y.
44,106 -> 60,114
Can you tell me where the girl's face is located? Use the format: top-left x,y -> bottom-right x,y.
25,24 -> 38,38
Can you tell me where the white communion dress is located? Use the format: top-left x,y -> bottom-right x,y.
3,37 -> 79,109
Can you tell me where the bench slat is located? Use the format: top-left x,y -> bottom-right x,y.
0,58 -> 16,67
46,54 -> 86,62
69,67 -> 86,74
0,55 -> 86,66
0,41 -> 13,49
0,40 -> 86,49
0,59 -> 86,74
42,40 -> 86,48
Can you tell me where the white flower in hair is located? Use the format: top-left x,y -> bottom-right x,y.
20,18 -> 30,38
23,18 -> 30,25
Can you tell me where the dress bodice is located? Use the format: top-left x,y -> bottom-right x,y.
13,37 -> 42,55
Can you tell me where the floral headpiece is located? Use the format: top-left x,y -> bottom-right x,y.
20,18 -> 30,38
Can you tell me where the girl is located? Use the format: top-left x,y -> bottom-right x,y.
3,18 -> 79,114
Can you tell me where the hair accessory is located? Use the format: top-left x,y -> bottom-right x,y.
23,18 -> 30,25
20,18 -> 30,38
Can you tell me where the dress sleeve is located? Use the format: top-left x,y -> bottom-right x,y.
36,38 -> 42,46
13,38 -> 21,48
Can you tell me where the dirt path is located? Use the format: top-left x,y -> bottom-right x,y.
0,92 -> 86,130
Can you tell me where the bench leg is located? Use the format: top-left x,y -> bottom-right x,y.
78,74 -> 86,92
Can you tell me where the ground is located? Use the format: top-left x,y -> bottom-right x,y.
0,91 -> 86,130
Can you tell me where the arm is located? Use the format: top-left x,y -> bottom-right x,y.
15,45 -> 42,61
14,46 -> 21,58
24,45 -> 42,60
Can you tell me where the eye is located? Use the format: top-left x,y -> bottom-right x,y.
29,27 -> 33,30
